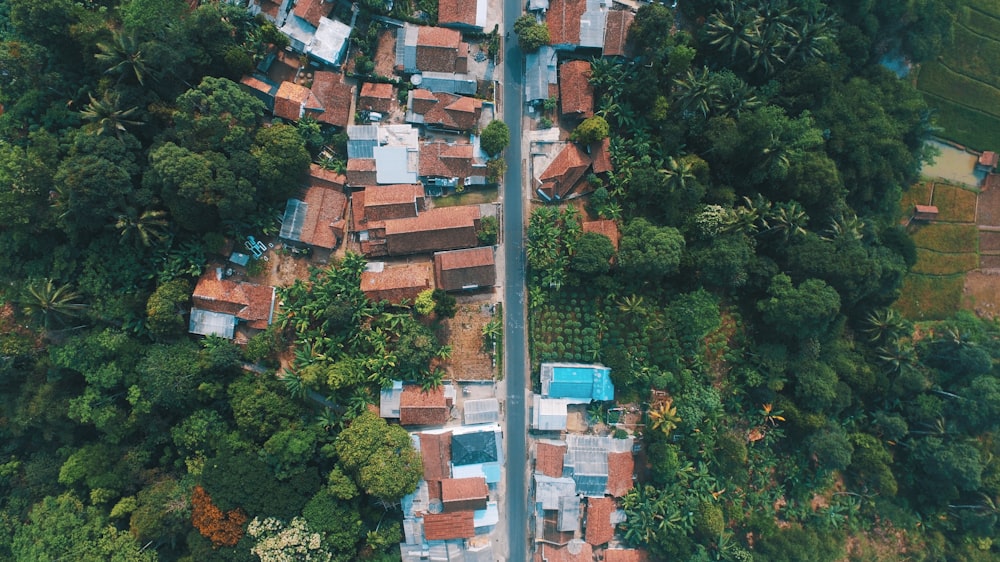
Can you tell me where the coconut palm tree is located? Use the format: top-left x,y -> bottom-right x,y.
704,4 -> 761,61
80,91 -> 143,137
823,213 -> 865,242
764,200 -> 809,243
648,397 -> 681,438
115,207 -> 170,248
673,67 -> 721,118
95,32 -> 149,85
19,279 -> 87,331
659,156 -> 696,193
862,308 -> 910,344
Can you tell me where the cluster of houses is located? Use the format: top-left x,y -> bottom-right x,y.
530,363 -> 645,561
378,381 -> 503,560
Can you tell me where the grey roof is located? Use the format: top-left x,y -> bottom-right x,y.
558,495 -> 581,532
464,398 -> 500,425
524,46 -> 557,102
532,395 -> 570,431
528,0 -> 549,10
279,198 -> 308,241
189,308 -> 236,339
452,430 -> 499,465
308,17 -> 351,66
534,474 -> 577,510
396,23 -> 419,73
347,125 -> 379,159
373,146 -> 419,184
579,0 -> 608,49
280,15 -> 316,51
400,541 -> 466,562
419,71 -> 478,95
564,434 -> 633,497
379,380 -> 403,418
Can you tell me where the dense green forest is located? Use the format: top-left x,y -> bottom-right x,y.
527,0 -> 1000,560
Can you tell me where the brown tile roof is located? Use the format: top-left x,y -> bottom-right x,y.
590,137 -> 613,174
603,10 -> 635,57
293,0 -> 331,26
981,151 -> 999,168
350,189 -> 366,232
422,511 -> 475,540
438,0 -> 479,27
606,451 -> 634,497
539,143 -> 592,199
440,477 -> 488,511
359,82 -> 395,113
255,0 -> 282,19
384,206 -> 481,256
419,432 -> 452,480
410,90 -> 483,131
534,543 -> 594,562
585,497 -> 615,546
363,184 -> 424,222
308,163 -> 346,189
582,219 -> 619,249
346,158 -> 377,186
399,384 -> 451,426
416,27 -> 463,73
274,81 -> 320,121
560,60 -> 594,118
535,441 -> 567,478
420,141 -> 476,178
434,247 -> 496,291
605,549 -> 648,562
240,75 -> 276,97
360,262 -> 432,304
546,0 -> 587,45
192,272 -> 275,330
309,71 -> 355,127
297,185 -> 348,250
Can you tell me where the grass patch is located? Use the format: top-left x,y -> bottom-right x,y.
963,5 -> 1000,37
432,187 -> 498,207
911,249 -> 978,275
916,61 -> 1000,118
900,181 -> 934,218
930,183 -> 978,222
909,223 -> 979,253
894,274 -> 966,320
947,23 -> 1000,89
922,92 -> 1000,150
968,0 -> 1000,16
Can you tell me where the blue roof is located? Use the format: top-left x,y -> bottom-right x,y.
548,365 -> 614,401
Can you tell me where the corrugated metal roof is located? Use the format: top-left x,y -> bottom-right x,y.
396,23 -> 419,72
189,308 -> 237,339
535,474 -> 577,510
464,398 -> 500,425
279,198 -> 308,240
419,71 -> 478,95
579,0 -> 607,49
558,495 -> 581,531
348,125 -> 379,159
525,46 -> 557,102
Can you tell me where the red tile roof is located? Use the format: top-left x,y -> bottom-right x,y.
422,511 -> 475,540
240,75 -> 276,97
539,143 -> 592,199
383,206 -> 481,255
274,81 -> 319,121
192,272 -> 275,330
420,141 -> 476,178
438,0 -> 480,27
308,164 -> 346,189
297,185 -> 347,250
546,0 -> 587,45
585,497 -> 615,546
350,188 -> 367,233
363,184 -> 424,222
419,432 -> 452,481
590,137 -> 613,174
605,549 -> 648,562
535,441 -> 567,478
346,158 -> 377,186
440,477 -> 488,511
309,71 -> 355,127
410,90 -> 483,131
400,384 -> 451,426
434,247 -> 496,291
606,451 -> 634,497
359,82 -> 395,113
560,60 -> 594,118
582,219 -> 619,250
534,543 -> 594,562
360,262 -> 432,304
603,10 -> 635,57
416,27 -> 464,73
981,151 -> 999,168
293,0 -> 331,26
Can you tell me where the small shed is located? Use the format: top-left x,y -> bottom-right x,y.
913,204 -> 939,221
979,150 -> 999,171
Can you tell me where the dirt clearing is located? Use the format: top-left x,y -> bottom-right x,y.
437,300 -> 497,381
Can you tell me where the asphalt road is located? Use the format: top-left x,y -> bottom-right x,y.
501,4 -> 528,561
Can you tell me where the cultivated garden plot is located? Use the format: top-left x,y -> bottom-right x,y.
975,184 -> 1000,226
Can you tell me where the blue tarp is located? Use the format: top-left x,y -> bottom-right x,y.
548,365 -> 614,401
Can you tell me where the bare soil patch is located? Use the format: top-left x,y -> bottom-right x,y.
436,301 -> 497,381
963,270 -> 1000,317
976,184 -> 1000,226
249,246 -> 313,289
373,28 -> 398,78
981,254 -> 1000,269
979,230 -> 1000,252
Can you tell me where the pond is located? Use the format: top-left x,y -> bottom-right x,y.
921,140 -> 985,187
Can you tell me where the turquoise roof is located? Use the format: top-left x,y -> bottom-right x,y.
548,365 -> 614,401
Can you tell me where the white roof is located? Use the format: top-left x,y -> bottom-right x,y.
464,398 -> 500,425
373,146 -> 419,184
308,17 -> 351,66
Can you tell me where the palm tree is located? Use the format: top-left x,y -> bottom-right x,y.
647,397 -> 681,438
673,67 -> 721,118
823,213 -> 865,242
19,279 -> 87,331
95,32 -> 148,85
282,371 -> 308,399
115,207 -> 170,248
862,308 -> 910,344
659,156 -> 696,193
704,4 -> 760,61
764,201 -> 808,242
784,13 -> 835,64
80,91 -> 143,137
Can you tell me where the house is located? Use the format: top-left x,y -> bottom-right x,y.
546,0 -> 608,50
441,477 -> 489,512
416,71 -> 478,96
399,384 -> 454,426
584,496 -> 615,545
564,434 -> 634,496
438,0 -> 488,31
360,262 -> 433,304
396,24 -> 469,74
540,362 -> 614,402
450,423 -> 503,483
346,158 -> 378,186
309,70 -> 356,127
534,474 -> 577,510
590,136 -> 613,174
347,125 -> 379,158
364,184 -> 425,222
536,440 -> 567,478
239,75 -> 279,111
525,46 -> 559,104
606,450 -> 635,497
419,431 -> 453,481
582,218 -> 619,249
277,167 -> 348,257
401,541 -> 494,562
359,82 -> 396,114
421,511 -> 476,540
249,0 -> 290,25
273,81 -> 323,121
420,141 -> 486,190
537,143 -> 593,201
913,204 -> 939,221
602,9 -> 634,57
559,60 -> 594,118
406,89 -> 484,132
361,206 -> 481,257
979,150 -> 999,171
246,71 -> 355,127
535,542 -> 593,562
280,8 -> 352,67
434,247 -> 496,291
463,397 -> 501,424
189,269 -> 277,340
605,549 -> 648,562
293,0 -> 332,27
532,395 -> 573,431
